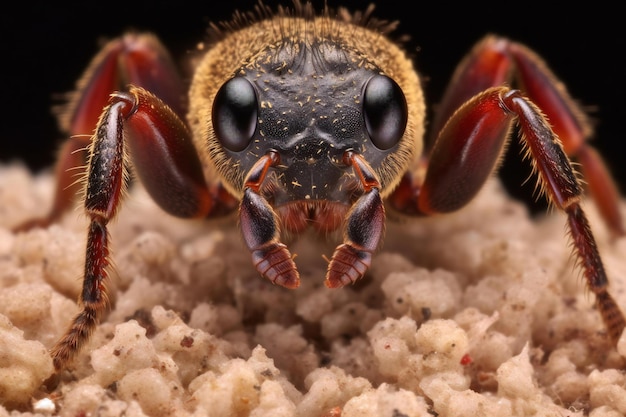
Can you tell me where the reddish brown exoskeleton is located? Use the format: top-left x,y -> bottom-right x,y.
14,1 -> 625,371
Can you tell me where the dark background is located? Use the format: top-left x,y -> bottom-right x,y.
1,1 -> 624,211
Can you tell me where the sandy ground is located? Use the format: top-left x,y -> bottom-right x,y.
0,162 -> 625,417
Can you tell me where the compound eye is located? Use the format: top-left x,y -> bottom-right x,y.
212,77 -> 258,152
363,75 -> 408,150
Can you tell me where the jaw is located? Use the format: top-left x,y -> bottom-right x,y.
274,199 -> 350,236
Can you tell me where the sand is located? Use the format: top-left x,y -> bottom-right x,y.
0,162 -> 625,417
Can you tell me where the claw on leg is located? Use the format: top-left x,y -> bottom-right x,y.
325,243 -> 372,288
251,242 -> 300,289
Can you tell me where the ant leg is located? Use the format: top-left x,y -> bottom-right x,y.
14,33 -> 186,231
326,151 -> 385,288
50,86 -> 219,370
239,151 -> 299,289
392,86 -> 625,345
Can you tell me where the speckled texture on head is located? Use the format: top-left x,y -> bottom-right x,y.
188,3 -> 424,198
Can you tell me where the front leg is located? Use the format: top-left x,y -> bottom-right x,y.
51,86 -> 226,371
239,152 -> 299,289
326,151 -> 385,288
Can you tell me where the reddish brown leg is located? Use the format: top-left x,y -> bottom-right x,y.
239,149 -> 385,290
326,151 -> 385,288
13,136 -> 91,231
239,151 -> 300,289
391,86 -> 625,344
428,35 -> 624,236
14,33 -> 186,231
50,86 -> 224,370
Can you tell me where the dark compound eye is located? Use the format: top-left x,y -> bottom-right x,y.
212,77 -> 258,152
363,75 -> 408,150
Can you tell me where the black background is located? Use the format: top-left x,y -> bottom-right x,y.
1,1 -> 624,211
